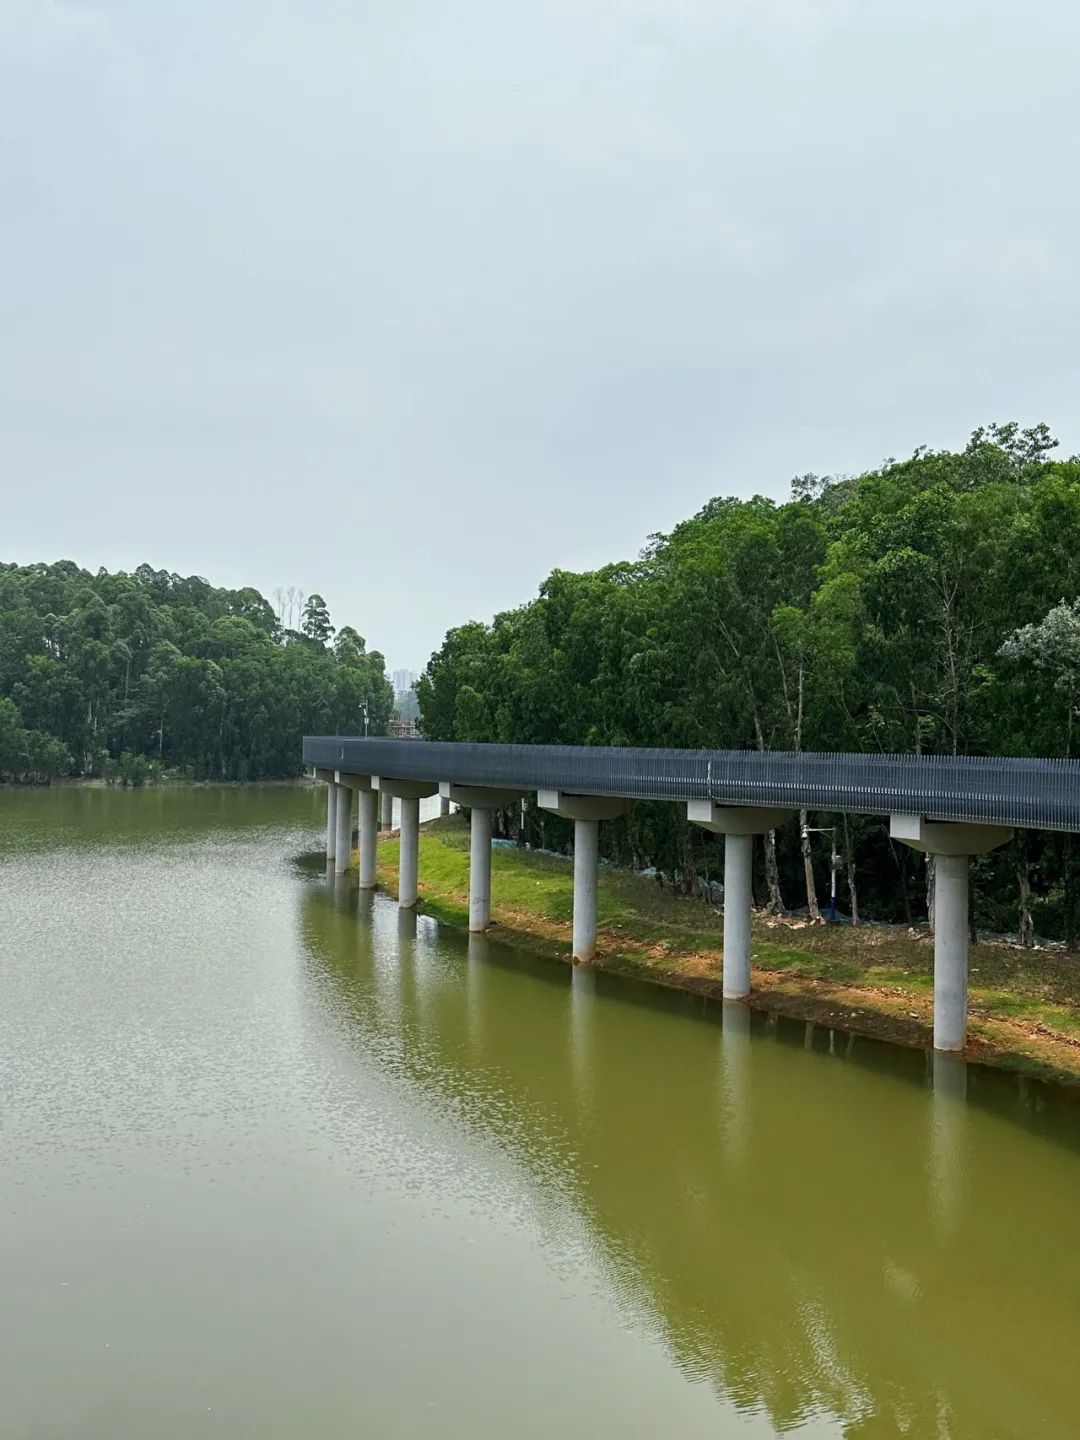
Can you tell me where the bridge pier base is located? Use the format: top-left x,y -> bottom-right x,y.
933,854 -> 969,1052
440,784 -> 526,931
687,803 -> 795,1000
374,777 -> 439,908
890,816 -> 1012,1052
470,806 -> 492,930
326,785 -> 337,861
314,769 -> 338,863
333,781 -> 353,874
537,791 -> 634,962
723,833 -> 753,999
399,798 -> 420,906
573,819 -> 600,961
339,773 -> 380,882
358,790 -> 379,889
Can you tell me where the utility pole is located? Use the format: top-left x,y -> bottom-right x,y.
802,824 -> 841,921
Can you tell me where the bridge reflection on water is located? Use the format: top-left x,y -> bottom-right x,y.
302,869 -> 1080,1440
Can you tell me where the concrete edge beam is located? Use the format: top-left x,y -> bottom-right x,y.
314,767 -> 336,784
441,782 -> 525,809
687,801 -> 795,835
374,776 -> 439,801
889,814 -> 1013,856
537,789 -> 633,822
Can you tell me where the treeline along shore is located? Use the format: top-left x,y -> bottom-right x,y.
0,563 -> 392,784
416,423 -> 1080,954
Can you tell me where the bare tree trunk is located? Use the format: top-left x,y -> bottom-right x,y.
1016,831 -> 1035,948
926,854 -> 936,932
763,829 -> 785,914
800,809 -> 821,922
682,833 -> 696,895
842,814 -> 860,926
889,838 -> 913,926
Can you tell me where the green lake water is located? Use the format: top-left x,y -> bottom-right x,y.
3,785 -> 1080,1438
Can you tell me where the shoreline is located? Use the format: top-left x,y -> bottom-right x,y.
360,816 -> 1080,1087
1,775 -> 312,790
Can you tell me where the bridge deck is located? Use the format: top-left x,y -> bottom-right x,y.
303,738 -> 1080,833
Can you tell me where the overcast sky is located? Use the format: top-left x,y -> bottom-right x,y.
3,0 -> 1078,672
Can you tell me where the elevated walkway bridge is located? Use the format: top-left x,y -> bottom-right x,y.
303,736 -> 1080,1054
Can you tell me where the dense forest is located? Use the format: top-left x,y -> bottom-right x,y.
0,563 -> 392,783
417,423 -> 1080,945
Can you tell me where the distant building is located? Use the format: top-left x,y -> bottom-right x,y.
394,687 -> 420,726
392,668 -> 418,695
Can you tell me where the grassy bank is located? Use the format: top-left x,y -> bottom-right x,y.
365,815 -> 1080,1085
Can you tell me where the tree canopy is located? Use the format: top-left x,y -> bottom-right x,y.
0,562 -> 393,782
416,424 -> 1080,943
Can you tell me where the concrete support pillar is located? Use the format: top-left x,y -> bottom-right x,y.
374,777 -> 438,909
573,818 -> 600,962
536,789 -> 634,964
379,788 -> 394,830
687,802 -> 795,1001
398,797 -> 420,908
440,783 -> 525,933
440,794 -> 452,818
933,854 -> 969,1053
358,789 -> 379,890
722,832 -> 754,1000
326,781 -> 338,862
890,815 -> 1012,1053
469,807 -> 492,932
334,783 -> 352,874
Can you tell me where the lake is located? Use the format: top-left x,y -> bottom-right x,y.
3,785 -> 1079,1437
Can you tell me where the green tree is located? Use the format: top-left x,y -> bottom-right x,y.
301,594 -> 334,645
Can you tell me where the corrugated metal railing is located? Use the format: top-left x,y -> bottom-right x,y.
303,737 -> 1080,832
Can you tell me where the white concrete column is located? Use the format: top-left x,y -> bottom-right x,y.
537,789 -> 634,964
687,802 -> 795,1002
326,782 -> 338,862
380,789 -> 394,830
441,784 -> 525,934
469,807 -> 493,932
334,783 -> 352,874
374,777 -> 439,907
398,797 -> 420,908
440,794 -> 452,818
723,832 -> 754,1000
358,789 -> 379,890
934,853 -> 969,1053
890,815 -> 1012,1054
573,817 -> 600,962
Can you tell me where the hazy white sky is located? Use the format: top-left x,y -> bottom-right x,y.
3,0 -> 1078,672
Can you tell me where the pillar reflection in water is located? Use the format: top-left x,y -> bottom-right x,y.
355,886 -> 376,925
929,1049 -> 968,1240
299,876 -> 1080,1438
361,886 -> 401,1026
719,1000 -> 751,1168
466,932 -> 490,1049
569,964 -> 596,1111
330,867 -> 352,905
